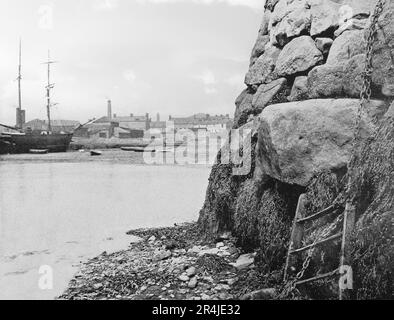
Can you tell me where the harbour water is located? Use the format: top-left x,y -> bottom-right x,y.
0,151 -> 211,300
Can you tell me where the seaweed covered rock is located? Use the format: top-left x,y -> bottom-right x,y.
347,103 -> 394,299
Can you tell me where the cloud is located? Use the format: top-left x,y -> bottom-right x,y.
193,69 -> 217,95
194,69 -> 216,86
225,73 -> 244,87
123,69 -> 137,82
135,0 -> 264,10
93,0 -> 119,11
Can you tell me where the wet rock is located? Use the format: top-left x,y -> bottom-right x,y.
186,267 -> 197,277
241,288 -> 277,300
93,283 -> 103,290
216,242 -> 224,249
230,253 -> 256,270
154,250 -> 172,261
178,274 -> 190,282
188,277 -> 198,289
148,236 -> 156,242
165,240 -> 178,250
216,232 -> 231,241
275,36 -> 323,77
198,248 -> 220,256
214,284 -> 231,291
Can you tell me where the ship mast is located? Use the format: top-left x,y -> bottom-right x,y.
15,39 -> 23,129
43,50 -> 57,133
18,39 -> 22,114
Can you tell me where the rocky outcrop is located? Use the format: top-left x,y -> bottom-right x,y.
254,99 -> 387,186
199,0 -> 393,300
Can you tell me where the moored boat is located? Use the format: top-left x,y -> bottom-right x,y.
29,149 -> 49,154
121,146 -> 155,153
90,150 -> 102,156
0,44 -> 74,155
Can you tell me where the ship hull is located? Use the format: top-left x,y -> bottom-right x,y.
0,133 -> 73,154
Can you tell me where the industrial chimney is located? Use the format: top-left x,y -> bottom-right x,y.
107,100 -> 112,120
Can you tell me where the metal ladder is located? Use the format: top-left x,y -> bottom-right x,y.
284,194 -> 356,300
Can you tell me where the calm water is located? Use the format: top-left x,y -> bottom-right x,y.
0,152 -> 210,300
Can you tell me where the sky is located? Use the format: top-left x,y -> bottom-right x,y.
0,0 -> 264,124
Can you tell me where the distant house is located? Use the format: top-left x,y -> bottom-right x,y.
170,114 -> 232,133
22,119 -> 80,133
76,120 -> 145,139
93,113 -> 150,131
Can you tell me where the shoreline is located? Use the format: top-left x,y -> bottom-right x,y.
58,223 -> 275,301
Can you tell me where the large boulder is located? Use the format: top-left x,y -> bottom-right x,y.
275,36 -> 323,77
245,46 -> 281,87
307,64 -> 345,98
255,99 -> 388,186
309,0 -> 342,36
326,30 -> 366,65
269,0 -> 311,47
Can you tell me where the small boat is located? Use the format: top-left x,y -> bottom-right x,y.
29,149 -> 49,154
90,150 -> 102,156
121,147 -> 156,153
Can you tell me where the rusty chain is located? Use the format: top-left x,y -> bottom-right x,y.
278,0 -> 385,299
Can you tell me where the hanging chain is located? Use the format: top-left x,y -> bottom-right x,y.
354,0 -> 386,145
277,0 -> 386,299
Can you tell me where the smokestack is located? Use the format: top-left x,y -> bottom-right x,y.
157,113 -> 160,122
107,100 -> 112,120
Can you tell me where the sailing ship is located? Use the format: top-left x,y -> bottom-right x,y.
0,42 -> 73,154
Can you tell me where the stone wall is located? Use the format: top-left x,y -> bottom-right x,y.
198,0 -> 393,298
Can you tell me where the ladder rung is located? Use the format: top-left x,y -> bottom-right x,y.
290,233 -> 343,255
297,205 -> 342,224
295,268 -> 339,286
